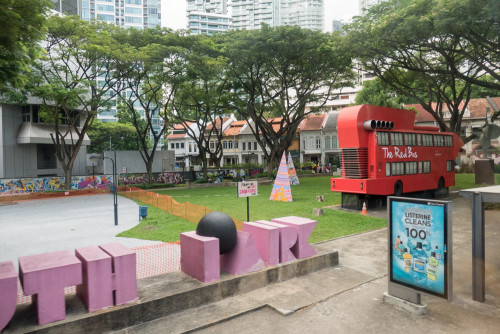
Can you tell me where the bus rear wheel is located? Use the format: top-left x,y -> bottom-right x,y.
435,177 -> 447,197
438,177 -> 445,190
394,181 -> 403,196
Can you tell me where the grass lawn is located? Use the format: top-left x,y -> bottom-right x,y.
154,176 -> 387,243
452,173 -> 500,190
119,173 -> 495,244
117,199 -> 196,242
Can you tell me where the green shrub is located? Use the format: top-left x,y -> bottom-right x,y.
250,172 -> 270,178
195,178 -> 208,184
300,162 -> 315,170
458,162 -> 474,173
133,183 -> 176,190
494,164 -> 500,174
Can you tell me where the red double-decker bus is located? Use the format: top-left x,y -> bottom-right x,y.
331,105 -> 463,200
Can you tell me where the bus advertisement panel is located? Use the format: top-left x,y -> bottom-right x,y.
389,197 -> 452,300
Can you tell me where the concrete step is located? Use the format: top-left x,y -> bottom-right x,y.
114,265 -> 378,334
5,247 -> 338,334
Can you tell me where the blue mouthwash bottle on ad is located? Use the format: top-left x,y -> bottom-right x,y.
413,241 -> 428,274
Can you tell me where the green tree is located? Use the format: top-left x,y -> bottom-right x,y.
355,77 -> 417,108
0,0 -> 51,95
345,0 -> 499,142
87,121 -> 139,153
29,16 -> 129,189
112,27 -> 189,184
430,0 -> 500,91
222,25 -> 354,174
172,34 -> 232,176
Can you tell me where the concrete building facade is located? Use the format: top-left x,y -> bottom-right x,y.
231,0 -> 323,31
186,0 -> 232,35
0,99 -> 89,178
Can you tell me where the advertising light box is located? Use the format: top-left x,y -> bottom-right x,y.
389,197 -> 452,300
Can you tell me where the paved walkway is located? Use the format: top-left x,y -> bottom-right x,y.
0,194 -> 163,267
116,193 -> 500,334
193,195 -> 500,334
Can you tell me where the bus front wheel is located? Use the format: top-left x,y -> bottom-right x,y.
394,181 -> 403,196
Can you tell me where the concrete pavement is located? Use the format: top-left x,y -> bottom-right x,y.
117,193 -> 500,334
0,194 -> 162,268
3,192 -> 500,333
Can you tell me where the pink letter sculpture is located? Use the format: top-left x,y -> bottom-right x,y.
242,222 -> 280,266
0,261 -> 17,332
98,243 -> 138,306
256,220 -> 298,264
18,250 -> 82,325
221,231 -> 265,275
75,246 -> 114,312
180,231 -> 220,283
272,216 -> 318,259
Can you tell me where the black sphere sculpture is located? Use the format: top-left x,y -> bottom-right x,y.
196,212 -> 237,254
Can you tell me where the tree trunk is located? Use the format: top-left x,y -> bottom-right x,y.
201,156 -> 208,178
266,159 -> 273,177
63,166 -> 72,190
146,159 -> 154,184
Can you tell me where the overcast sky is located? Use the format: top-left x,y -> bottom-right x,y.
161,0 -> 359,32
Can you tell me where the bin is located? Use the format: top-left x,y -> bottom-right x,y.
139,206 -> 148,221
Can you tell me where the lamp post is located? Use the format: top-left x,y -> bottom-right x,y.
104,146 -> 118,226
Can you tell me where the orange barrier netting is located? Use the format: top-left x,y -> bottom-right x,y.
120,189 -> 243,230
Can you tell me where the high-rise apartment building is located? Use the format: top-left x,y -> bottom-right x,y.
358,0 -> 384,15
186,0 -> 232,35
51,0 -> 163,129
52,0 -> 161,32
231,0 -> 324,31
331,19 -> 350,32
279,0 -> 323,30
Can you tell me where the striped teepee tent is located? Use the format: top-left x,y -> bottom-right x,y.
287,151 -> 300,185
269,152 -> 292,202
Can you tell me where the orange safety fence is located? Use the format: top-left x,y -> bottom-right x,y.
120,189 -> 244,230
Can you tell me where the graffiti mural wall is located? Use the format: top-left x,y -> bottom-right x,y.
0,175 -> 113,197
0,168 -> 265,196
119,172 -> 184,185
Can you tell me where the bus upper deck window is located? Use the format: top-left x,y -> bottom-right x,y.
378,132 -> 390,146
404,133 -> 416,146
416,134 -> 422,146
390,132 -> 404,146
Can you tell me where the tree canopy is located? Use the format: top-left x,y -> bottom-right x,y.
28,15 -> 128,188
345,0 -> 500,142
222,24 -> 354,173
172,34 -> 233,175
87,120 -> 139,153
0,0 -> 51,94
112,27 -> 190,183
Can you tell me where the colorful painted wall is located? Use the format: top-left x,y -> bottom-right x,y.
0,168 -> 265,196
0,176 -> 113,197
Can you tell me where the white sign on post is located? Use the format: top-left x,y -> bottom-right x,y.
237,181 -> 258,198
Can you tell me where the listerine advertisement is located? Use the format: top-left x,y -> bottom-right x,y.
390,198 -> 449,298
